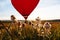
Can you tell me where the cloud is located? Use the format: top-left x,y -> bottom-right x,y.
0,0 -> 10,6
38,5 -> 60,20
0,0 -> 11,11
38,0 -> 60,8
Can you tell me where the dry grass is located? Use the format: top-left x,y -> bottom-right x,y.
0,20 -> 60,40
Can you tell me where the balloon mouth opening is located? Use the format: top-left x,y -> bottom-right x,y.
24,16 -> 28,20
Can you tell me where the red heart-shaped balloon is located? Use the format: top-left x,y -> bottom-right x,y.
11,0 -> 40,19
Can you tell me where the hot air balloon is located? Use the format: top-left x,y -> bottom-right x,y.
11,0 -> 40,20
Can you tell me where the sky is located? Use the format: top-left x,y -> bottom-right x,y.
0,0 -> 60,20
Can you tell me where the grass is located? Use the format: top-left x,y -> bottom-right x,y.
0,20 -> 60,40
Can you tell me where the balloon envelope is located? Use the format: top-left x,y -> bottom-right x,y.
11,0 -> 40,19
